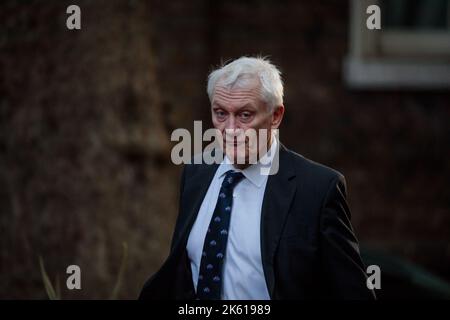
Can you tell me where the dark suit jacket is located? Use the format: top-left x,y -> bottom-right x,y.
139,143 -> 376,299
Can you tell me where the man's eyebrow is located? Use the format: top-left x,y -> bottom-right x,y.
240,103 -> 257,110
212,102 -> 256,110
212,102 -> 224,108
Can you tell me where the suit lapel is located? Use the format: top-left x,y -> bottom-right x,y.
260,143 -> 297,298
175,162 -> 219,252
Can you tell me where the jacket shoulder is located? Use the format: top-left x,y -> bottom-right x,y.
283,147 -> 345,188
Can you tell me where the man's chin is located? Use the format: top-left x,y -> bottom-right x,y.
225,153 -> 262,167
225,151 -> 247,164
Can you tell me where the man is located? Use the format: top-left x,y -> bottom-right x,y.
140,56 -> 376,300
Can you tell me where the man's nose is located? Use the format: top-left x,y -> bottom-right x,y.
224,116 -> 242,139
225,116 -> 239,131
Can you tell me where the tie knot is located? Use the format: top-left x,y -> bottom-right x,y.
222,170 -> 244,190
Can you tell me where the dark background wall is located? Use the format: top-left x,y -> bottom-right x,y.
1,0 -> 449,299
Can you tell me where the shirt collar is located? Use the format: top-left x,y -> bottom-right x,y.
217,136 -> 278,188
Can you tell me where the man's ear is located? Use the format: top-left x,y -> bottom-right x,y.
271,105 -> 285,129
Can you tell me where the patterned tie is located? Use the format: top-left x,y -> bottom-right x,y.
196,170 -> 245,300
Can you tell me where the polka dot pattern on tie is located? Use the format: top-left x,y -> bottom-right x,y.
196,170 -> 245,300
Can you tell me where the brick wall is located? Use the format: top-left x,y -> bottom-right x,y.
1,0 -> 448,298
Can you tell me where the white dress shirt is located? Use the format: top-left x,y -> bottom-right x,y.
186,138 -> 278,300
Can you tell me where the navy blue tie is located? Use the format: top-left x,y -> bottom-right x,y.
196,170 -> 245,300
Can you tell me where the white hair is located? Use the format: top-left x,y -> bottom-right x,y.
207,56 -> 284,110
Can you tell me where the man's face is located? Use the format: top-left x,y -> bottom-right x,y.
211,80 -> 284,168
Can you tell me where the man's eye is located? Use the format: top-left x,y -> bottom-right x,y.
215,110 -> 226,118
240,112 -> 252,120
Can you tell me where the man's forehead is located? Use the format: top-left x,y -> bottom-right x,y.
212,85 -> 262,104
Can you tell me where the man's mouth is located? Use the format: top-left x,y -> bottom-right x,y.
224,140 -> 245,147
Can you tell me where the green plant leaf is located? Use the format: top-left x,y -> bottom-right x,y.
39,256 -> 59,300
